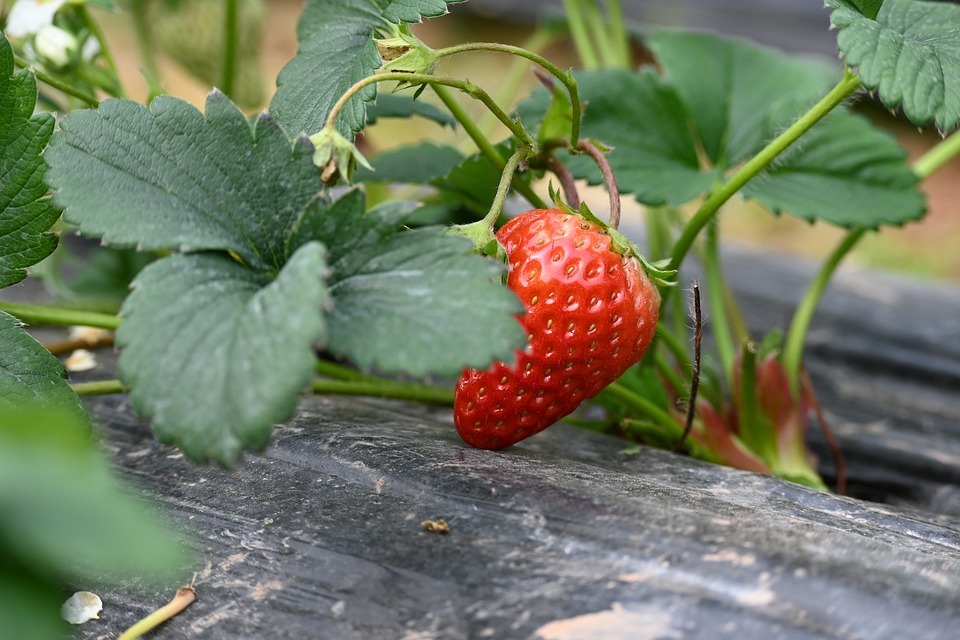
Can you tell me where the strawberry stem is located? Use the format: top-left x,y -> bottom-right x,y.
544,155 -> 581,209
221,0 -> 239,100
117,586 -> 197,640
0,301 -> 121,330
577,139 -> 621,229
71,380 -> 125,396
13,55 -> 99,107
703,219 -> 737,382
674,282 -> 703,451
562,0 -> 601,69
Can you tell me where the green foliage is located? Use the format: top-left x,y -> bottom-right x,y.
118,245 -> 328,465
827,0 -> 960,131
0,403 -> 186,638
270,0 -> 463,137
849,0 -> 884,20
0,312 -> 87,424
0,35 -> 59,288
518,31 -> 925,229
47,92 -> 323,273
364,93 -> 457,128
358,141 -> 465,183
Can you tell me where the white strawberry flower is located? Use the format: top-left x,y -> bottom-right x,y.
5,0 -> 69,38
34,23 -> 78,68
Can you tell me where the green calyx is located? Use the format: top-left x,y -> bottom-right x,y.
377,32 -> 440,78
309,126 -> 373,185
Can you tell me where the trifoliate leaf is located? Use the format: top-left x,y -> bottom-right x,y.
744,111 -> 925,228
649,30 -> 836,167
270,0 -> 463,138
46,91 -> 324,273
827,0 -> 960,131
356,142 -> 464,184
288,191 -> 526,376
518,68 -> 720,206
364,93 -> 456,128
0,403 -> 186,608
0,34 -> 59,288
0,311 -> 87,424
117,243 -> 328,465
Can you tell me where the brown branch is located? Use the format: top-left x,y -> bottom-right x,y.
674,282 -> 702,452
544,156 -> 580,209
577,139 -> 620,229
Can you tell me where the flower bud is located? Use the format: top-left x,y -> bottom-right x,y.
309,128 -> 373,186
34,24 -> 78,69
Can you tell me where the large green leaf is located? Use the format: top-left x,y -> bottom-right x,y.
357,141 -> 464,183
744,111 -> 925,228
850,0 -> 884,20
46,91 -> 323,273
288,191 -> 526,376
270,0 -> 463,138
117,243 -> 328,465
0,311 -> 86,424
517,68 -> 720,206
0,403 -> 186,638
827,0 -> 960,131
649,30 -> 836,166
0,35 -> 59,288
364,92 -> 457,128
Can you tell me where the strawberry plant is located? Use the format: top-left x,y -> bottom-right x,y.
2,0 -> 960,632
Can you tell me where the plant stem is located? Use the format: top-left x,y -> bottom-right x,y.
434,42 -> 581,149
605,0 -> 632,68
577,139 -> 620,228
782,228 -> 867,395
580,0 -> 619,68
311,379 -> 455,406
485,148 -> 529,225
129,0 -> 162,94
0,301 -> 120,330
326,72 -> 538,152
71,379 -> 125,396
654,323 -> 691,374
604,381 -> 684,431
666,70 -> 862,277
432,85 -> 547,209
117,586 -> 197,640
315,358 -> 370,382
913,128 -> 960,179
544,155 -> 580,209
562,0 -> 600,68
78,5 -> 124,97
221,0 -> 239,99
13,56 -> 99,107
703,220 -> 736,381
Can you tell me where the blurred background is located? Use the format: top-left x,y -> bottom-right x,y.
91,0 -> 959,280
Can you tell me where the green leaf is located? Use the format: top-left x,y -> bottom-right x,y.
649,30 -> 836,167
851,0 -> 884,20
0,311 -> 87,424
288,191 -> 526,376
0,402 -> 186,630
364,93 -> 456,128
744,111 -> 925,228
827,0 -> 960,131
46,91 -> 324,273
356,141 -> 464,183
0,35 -> 59,289
117,243 -> 328,465
430,144 -> 513,215
518,68 -> 720,206
270,0 -> 462,137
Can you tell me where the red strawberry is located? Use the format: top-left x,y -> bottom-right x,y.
454,209 -> 660,449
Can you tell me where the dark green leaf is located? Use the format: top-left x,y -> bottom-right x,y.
649,30 -> 836,166
827,0 -> 960,131
0,403 -> 186,587
364,93 -> 457,128
0,35 -> 59,289
117,243 -> 328,465
0,566 -> 67,640
356,141 -> 464,184
270,0 -> 462,137
851,0 -> 884,20
430,145 -> 511,216
744,111 -> 925,228
518,68 -> 720,206
0,311 -> 87,424
46,91 -> 324,272
289,191 -> 526,376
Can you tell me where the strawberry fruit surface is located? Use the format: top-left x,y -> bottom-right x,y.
455,209 -> 660,449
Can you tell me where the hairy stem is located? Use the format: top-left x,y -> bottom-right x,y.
13,56 -> 99,107
0,301 -> 120,330
577,139 -> 620,228
432,85 -> 547,209
484,148 -> 529,226
221,0 -> 239,98
675,282 -> 703,451
435,42 -> 581,149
